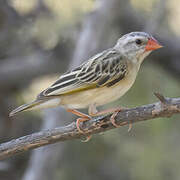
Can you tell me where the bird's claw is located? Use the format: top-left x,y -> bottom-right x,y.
128,122 -> 132,132
81,135 -> 92,142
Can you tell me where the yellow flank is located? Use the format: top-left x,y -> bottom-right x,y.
60,83 -> 97,95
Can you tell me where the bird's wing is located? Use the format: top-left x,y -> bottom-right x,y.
38,49 -> 127,98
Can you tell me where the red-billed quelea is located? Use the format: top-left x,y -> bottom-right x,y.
10,32 -> 162,138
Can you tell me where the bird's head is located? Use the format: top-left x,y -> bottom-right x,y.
114,32 -> 162,64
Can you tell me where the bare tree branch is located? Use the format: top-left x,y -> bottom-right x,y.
0,94 -> 179,160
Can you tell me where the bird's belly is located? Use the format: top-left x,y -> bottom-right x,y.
60,73 -> 136,109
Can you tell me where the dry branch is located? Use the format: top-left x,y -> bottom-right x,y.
0,94 -> 180,160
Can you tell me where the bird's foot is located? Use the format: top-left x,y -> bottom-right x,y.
127,121 -> 133,132
67,109 -> 92,142
110,108 -> 123,127
109,108 -> 132,131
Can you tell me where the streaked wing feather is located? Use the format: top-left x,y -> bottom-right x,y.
38,49 -> 127,98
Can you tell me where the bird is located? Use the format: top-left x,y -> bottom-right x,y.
9,32 -> 162,136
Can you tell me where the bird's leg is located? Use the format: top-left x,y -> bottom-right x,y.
67,109 -> 92,142
88,104 -> 132,131
67,109 -> 91,119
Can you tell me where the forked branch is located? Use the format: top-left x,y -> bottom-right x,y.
0,93 -> 179,160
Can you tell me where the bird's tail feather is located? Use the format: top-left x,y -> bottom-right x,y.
9,100 -> 44,117
9,98 -> 61,117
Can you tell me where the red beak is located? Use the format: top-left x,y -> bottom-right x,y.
145,37 -> 163,51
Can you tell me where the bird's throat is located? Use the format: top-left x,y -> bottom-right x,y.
138,51 -> 151,64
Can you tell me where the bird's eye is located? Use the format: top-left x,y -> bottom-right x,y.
135,39 -> 142,45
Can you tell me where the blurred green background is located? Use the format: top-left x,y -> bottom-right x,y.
0,0 -> 180,180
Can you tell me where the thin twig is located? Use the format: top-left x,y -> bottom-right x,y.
0,94 -> 180,160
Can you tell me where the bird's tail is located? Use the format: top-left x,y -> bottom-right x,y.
9,98 -> 61,117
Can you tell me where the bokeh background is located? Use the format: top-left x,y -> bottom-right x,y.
0,0 -> 180,179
